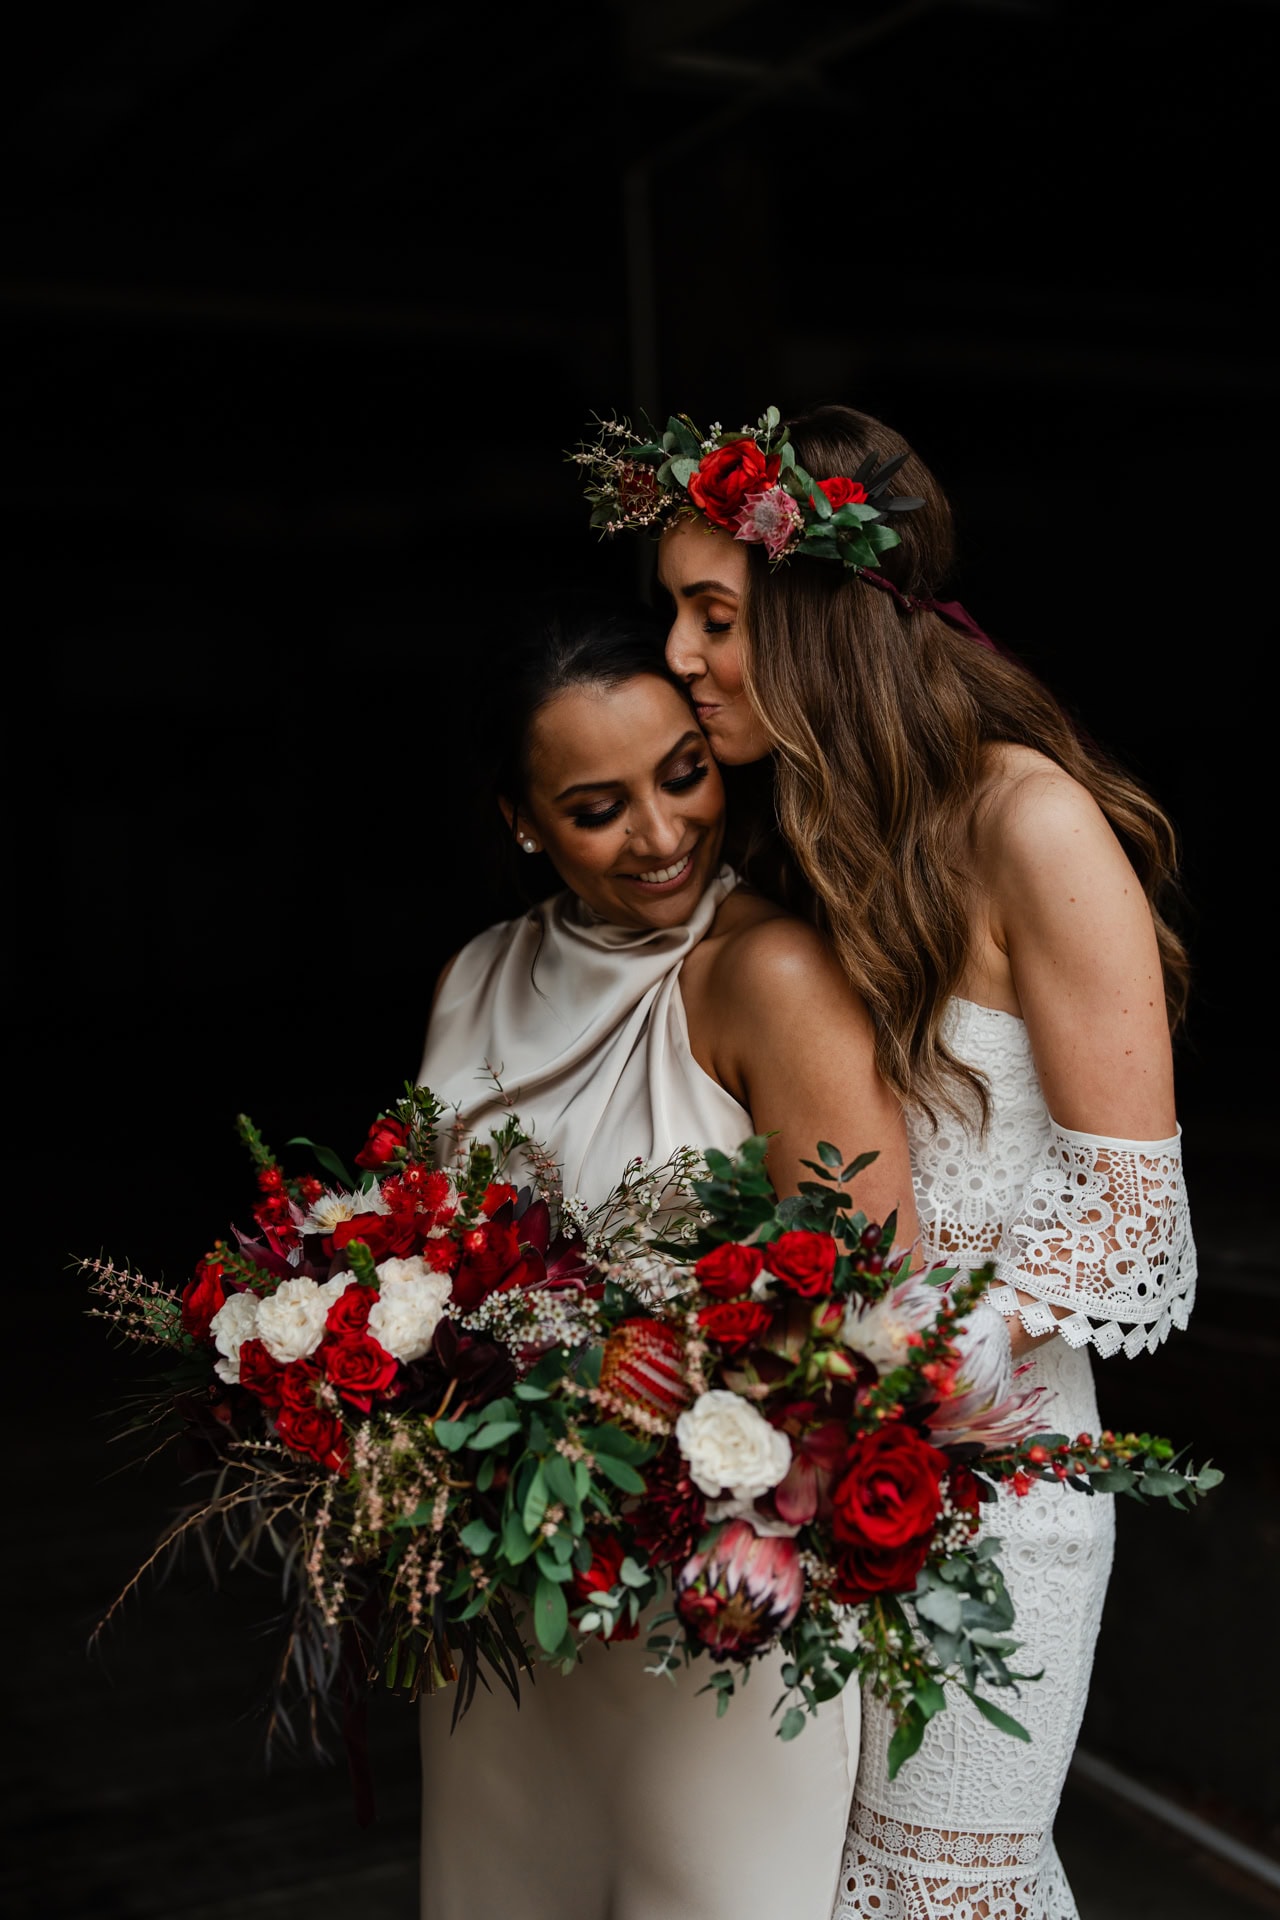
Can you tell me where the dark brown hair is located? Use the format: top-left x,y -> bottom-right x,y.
737,403 -> 1189,1122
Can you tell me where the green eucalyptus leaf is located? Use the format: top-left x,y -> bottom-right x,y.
469,1419 -> 523,1450
777,1707 -> 807,1741
670,457 -> 698,487
592,1454 -> 647,1495
522,1463 -> 549,1533
915,1586 -> 964,1633
533,1576 -> 569,1652
433,1417 -> 477,1453
458,1518 -> 495,1554
887,1706 -> 926,1779
961,1686 -> 1031,1741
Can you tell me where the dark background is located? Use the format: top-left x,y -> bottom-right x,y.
5,3 -> 1277,1915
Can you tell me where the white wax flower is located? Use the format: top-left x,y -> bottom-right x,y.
675,1390 -> 792,1502
209,1290 -> 261,1384
256,1276 -> 332,1364
367,1259 -> 452,1363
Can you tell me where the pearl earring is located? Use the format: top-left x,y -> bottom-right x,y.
519,836 -> 538,854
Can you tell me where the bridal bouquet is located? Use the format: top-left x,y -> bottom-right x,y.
83,1088 -> 1219,1775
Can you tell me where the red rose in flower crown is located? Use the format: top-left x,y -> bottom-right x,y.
812,476 -> 868,511
354,1115 -> 410,1169
687,440 -> 781,530
695,1242 -> 764,1299
832,1423 -> 948,1549
696,1298 -> 775,1352
766,1230 -> 838,1298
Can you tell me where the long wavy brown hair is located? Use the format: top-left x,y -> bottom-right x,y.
736,403 -> 1189,1124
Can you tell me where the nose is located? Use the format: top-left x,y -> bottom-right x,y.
626,795 -> 685,860
664,612 -> 704,684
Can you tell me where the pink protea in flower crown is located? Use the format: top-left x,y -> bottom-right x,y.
733,485 -> 804,560
675,1519 -> 803,1656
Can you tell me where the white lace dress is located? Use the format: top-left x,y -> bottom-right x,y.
834,998 -> 1196,1920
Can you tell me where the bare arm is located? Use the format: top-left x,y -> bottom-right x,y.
983,768 -> 1181,1356
708,918 -> 920,1248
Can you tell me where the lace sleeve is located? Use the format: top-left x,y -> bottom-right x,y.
987,1120 -> 1196,1358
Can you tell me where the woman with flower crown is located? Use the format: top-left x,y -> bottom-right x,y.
576,406 -> 1196,1919
415,601 -> 939,1920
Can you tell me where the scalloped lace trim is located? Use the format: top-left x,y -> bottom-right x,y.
834,1807 -> 1079,1919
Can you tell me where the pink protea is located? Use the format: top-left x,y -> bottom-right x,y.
733,485 -> 804,560
675,1519 -> 803,1656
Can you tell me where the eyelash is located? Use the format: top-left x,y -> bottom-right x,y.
571,762 -> 710,830
703,620 -> 732,635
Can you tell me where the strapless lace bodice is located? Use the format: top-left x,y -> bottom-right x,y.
908,999 -> 1196,1361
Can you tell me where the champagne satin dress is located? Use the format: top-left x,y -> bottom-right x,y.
417,869 -> 861,1920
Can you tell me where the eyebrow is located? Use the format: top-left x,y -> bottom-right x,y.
677,578 -> 738,599
553,729 -> 705,803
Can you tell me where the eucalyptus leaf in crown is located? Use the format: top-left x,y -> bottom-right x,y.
571,406 -> 924,570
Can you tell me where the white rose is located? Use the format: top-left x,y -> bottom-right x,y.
675,1390 -> 792,1501
256,1276 -> 332,1364
209,1290 -> 261,1384
367,1259 -> 452,1363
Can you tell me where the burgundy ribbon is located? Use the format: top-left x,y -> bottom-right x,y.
858,568 -> 997,653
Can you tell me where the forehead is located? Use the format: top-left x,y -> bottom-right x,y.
657,517 -> 748,591
526,676 -> 695,792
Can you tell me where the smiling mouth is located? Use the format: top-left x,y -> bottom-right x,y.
621,850 -> 696,891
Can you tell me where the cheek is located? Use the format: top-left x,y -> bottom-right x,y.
709,636 -> 746,698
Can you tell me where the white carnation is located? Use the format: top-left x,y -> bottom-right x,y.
675,1389 -> 792,1501
209,1290 -> 261,1384
367,1258 -> 452,1363
256,1276 -> 332,1364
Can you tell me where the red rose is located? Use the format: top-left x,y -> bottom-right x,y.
354,1116 -> 409,1170
687,440 -> 781,530
695,1242 -> 765,1300
275,1401 -> 348,1474
696,1298 -> 775,1352
568,1532 -> 639,1639
329,1210 -> 416,1261
319,1329 -> 399,1412
830,1534 -> 932,1604
181,1261 -> 227,1342
766,1230 -> 838,1298
279,1360 -> 323,1414
832,1424 -> 948,1550
239,1337 -> 285,1407
325,1283 -> 374,1336
811,476 -> 868,512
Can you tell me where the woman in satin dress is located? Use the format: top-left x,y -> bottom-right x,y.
657,403 -> 1196,1920
417,603 -> 921,1920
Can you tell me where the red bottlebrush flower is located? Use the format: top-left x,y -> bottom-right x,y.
766,1230 -> 838,1298
695,1242 -> 765,1299
256,1166 -> 285,1194
830,1533 -> 932,1605
181,1261 -> 227,1343
399,1164 -> 450,1214
811,476 -> 868,511
238,1336 -> 285,1407
295,1174 -> 324,1205
600,1317 -> 690,1421
696,1298 -> 774,1352
632,1446 -> 707,1568
568,1532 -> 639,1639
688,441 -> 781,530
832,1424 -> 948,1550
675,1520 -> 803,1656
354,1115 -> 409,1170
422,1237 -> 460,1275
319,1329 -> 398,1412
253,1193 -> 299,1251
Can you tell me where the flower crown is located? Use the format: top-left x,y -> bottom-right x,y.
573,405 -> 924,569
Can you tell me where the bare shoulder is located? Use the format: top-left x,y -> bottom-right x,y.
972,742 -> 1126,890
708,895 -> 865,1022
